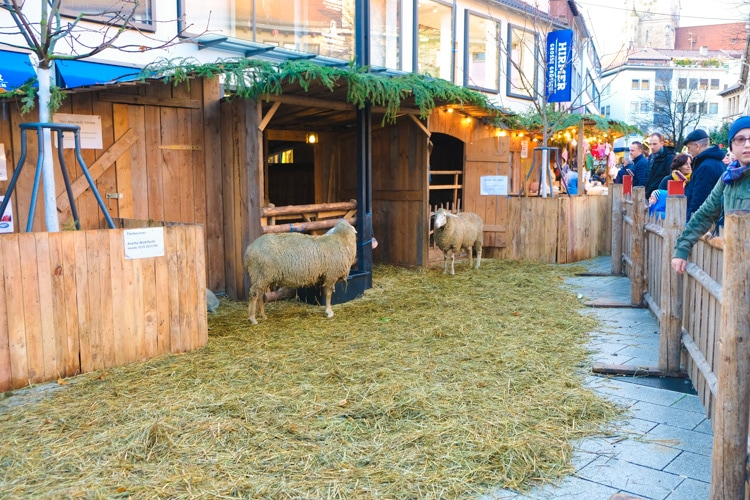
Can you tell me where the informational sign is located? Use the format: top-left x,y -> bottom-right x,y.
0,144 -> 6,181
480,176 -> 509,196
546,29 -> 573,103
521,139 -> 529,159
52,113 -> 103,149
124,227 -> 165,260
0,195 -> 14,234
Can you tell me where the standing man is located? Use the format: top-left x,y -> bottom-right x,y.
627,141 -> 649,187
672,116 -> 750,273
645,132 -> 675,199
682,129 -> 726,221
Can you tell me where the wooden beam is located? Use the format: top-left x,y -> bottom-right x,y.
98,92 -> 202,109
56,128 -> 138,213
592,363 -> 688,378
408,114 -> 431,137
258,101 -> 280,132
262,93 -> 421,116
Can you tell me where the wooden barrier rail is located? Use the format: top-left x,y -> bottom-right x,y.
0,223 -> 208,391
611,183 -> 750,498
261,200 -> 357,234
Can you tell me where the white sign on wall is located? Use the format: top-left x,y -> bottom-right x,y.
124,227 -> 165,260
52,113 -> 103,149
480,176 -> 509,196
521,139 -> 529,159
0,144 -> 7,181
0,195 -> 14,234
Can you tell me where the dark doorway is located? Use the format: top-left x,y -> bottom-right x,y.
267,141 -> 315,206
428,133 -> 465,209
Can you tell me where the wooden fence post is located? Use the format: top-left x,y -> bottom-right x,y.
659,195 -> 687,373
611,183 -> 623,275
711,211 -> 750,500
630,186 -> 646,306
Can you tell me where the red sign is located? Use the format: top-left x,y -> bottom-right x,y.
667,180 -> 684,196
623,175 -> 632,195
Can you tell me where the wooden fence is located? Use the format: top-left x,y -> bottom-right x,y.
430,194 -> 611,265
611,183 -> 750,499
0,222 -> 208,391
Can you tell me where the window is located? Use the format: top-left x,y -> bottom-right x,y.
676,102 -> 685,113
631,79 -> 650,90
62,0 -> 154,30
688,102 -> 697,113
678,78 -> 687,89
507,24 -> 538,100
641,80 -> 650,90
182,0 -> 356,60
417,0 -> 454,81
699,102 -> 707,114
710,102 -> 719,114
710,79 -> 720,90
631,79 -> 639,90
689,79 -> 698,89
631,101 -> 639,113
603,105 -> 610,117
371,0 -> 401,69
655,81 -> 666,91
640,102 -> 649,113
699,79 -> 708,90
464,12 -> 500,92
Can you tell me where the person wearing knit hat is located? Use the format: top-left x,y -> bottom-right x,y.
672,115 -> 750,273
681,128 -> 726,222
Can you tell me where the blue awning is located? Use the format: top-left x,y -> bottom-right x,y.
0,51 -> 36,92
55,59 -> 142,88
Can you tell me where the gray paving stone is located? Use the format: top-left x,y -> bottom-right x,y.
670,394 -> 707,415
590,379 -> 685,407
691,419 -> 713,435
664,451 -> 712,482
481,476 -> 620,500
577,434 -> 682,469
628,401 -> 707,430
664,477 -> 709,499
646,424 -> 714,456
576,455 -> 684,499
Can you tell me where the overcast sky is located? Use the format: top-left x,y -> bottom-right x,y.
577,0 -> 749,58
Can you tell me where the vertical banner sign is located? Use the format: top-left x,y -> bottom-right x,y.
546,29 -> 573,103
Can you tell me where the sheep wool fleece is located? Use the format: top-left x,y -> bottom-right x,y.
433,208 -> 484,275
243,219 -> 357,324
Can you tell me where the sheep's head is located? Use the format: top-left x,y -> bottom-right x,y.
433,208 -> 454,230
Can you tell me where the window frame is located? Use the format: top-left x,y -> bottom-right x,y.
61,0 -> 156,32
463,10 -> 500,93
506,23 -> 538,101
414,0 -> 455,82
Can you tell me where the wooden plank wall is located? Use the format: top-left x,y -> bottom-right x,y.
0,224 -> 207,391
0,78 -> 225,293
683,237 -> 723,418
364,118 -> 429,267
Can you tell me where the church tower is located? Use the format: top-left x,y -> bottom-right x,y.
630,0 -> 680,49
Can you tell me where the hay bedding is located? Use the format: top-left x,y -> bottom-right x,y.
0,260 -> 620,499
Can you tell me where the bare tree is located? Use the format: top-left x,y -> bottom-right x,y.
631,69 -> 711,147
0,0 -> 198,231
484,4 -> 616,196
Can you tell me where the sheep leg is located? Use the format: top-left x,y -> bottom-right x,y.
449,251 -> 456,275
442,252 -> 449,274
323,285 -> 335,318
475,245 -> 482,269
247,290 -> 259,325
467,247 -> 473,269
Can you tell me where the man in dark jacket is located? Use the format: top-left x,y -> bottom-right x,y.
644,132 -> 675,199
628,141 -> 649,187
683,129 -> 726,221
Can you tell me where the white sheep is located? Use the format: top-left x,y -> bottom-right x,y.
432,208 -> 484,275
243,219 -> 358,324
